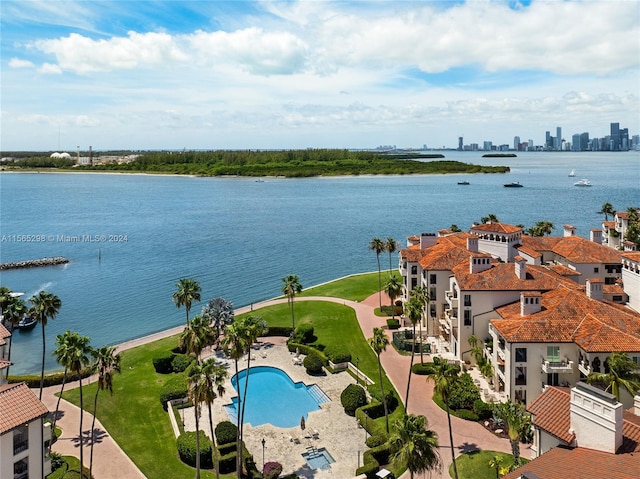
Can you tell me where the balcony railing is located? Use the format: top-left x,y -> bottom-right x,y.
13,440 -> 28,455
541,357 -> 574,374
578,360 -> 591,376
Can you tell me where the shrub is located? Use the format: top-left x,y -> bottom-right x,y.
411,362 -> 436,375
365,434 -> 387,448
263,461 -> 283,479
455,409 -> 479,421
159,375 -> 188,410
303,352 -> 324,374
474,399 -> 493,420
267,326 -> 292,337
218,452 -> 237,474
171,353 -> 193,373
386,318 -> 400,329
341,384 -> 367,416
153,352 -> 175,374
448,373 -> 480,411
215,420 -> 238,445
325,346 -> 351,364
176,431 -> 213,469
48,451 -> 64,472
294,323 -> 314,343
7,369 -> 91,388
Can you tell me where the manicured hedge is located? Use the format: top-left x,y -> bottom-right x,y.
153,352 -> 175,374
171,354 -> 193,373
8,368 -> 92,388
367,389 -> 398,416
217,442 -> 236,456
411,362 -> 436,375
303,352 -> 324,374
266,326 -> 292,337
474,399 -> 493,420
293,324 -> 314,343
176,431 -> 213,469
159,375 -> 188,410
215,420 -> 238,446
386,318 -> 400,329
324,346 -> 351,364
341,384 -> 367,416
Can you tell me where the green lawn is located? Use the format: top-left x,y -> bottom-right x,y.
46,455 -> 89,479
451,450 -> 529,479
300,271 -> 390,301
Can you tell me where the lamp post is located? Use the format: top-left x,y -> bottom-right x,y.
261,438 -> 266,470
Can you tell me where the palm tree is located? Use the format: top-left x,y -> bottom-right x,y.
221,321 -> 247,479
89,346 -> 121,479
201,297 -> 234,348
389,413 -> 441,479
173,278 -> 201,326
180,314 -> 216,364
383,275 -> 402,320
449,224 -> 462,233
488,455 -> 504,479
29,290 -> 62,400
51,330 -> 81,446
599,202 -> 615,221
481,213 -> 499,224
411,285 -> 430,363
369,237 -> 386,309
187,362 -> 206,479
385,237 -> 397,275
67,333 -> 92,475
403,295 -> 423,411
281,274 -> 302,331
427,356 -> 461,479
199,358 -> 227,479
587,352 -> 640,402
368,328 -> 391,433
492,401 -> 530,467
3,295 -> 26,378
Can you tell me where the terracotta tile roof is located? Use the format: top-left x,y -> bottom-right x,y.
616,211 -> 630,220
0,382 -> 49,434
603,283 -> 625,295
471,222 -> 522,234
400,245 -> 422,262
452,262 -> 577,292
0,358 -> 11,369
523,235 -> 623,264
0,323 -> 11,339
622,252 -> 640,262
492,287 -> 640,352
528,387 -> 575,443
602,220 -> 616,228
515,245 -> 542,259
419,242 -> 479,271
547,264 -> 581,277
501,446 -> 640,479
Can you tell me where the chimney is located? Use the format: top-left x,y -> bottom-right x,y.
520,291 -> 541,316
570,382 -> 623,454
407,235 -> 420,247
514,255 -> 527,280
590,229 -> 603,244
563,224 -> 576,237
467,236 -> 479,253
420,233 -> 437,249
470,254 -> 492,274
586,278 -> 603,301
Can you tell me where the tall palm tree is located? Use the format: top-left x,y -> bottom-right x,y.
411,285 -> 430,363
173,278 -> 201,326
187,362 -> 206,479
221,322 -> 247,479
389,413 -> 441,479
369,237 -> 386,309
403,296 -> 423,411
67,333 -> 92,475
281,274 -> 302,331
481,213 -> 499,224
201,297 -> 234,348
3,295 -> 26,378
383,275 -> 402,320
427,356 -> 461,479
51,330 -> 81,446
385,237 -> 397,275
180,314 -> 216,364
199,358 -> 227,479
0,286 -> 12,313
368,327 -> 390,433
89,346 -> 121,479
599,202 -> 615,221
492,401 -> 530,467
587,352 -> 640,402
29,290 -> 62,400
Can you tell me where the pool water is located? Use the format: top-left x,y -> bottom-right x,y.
224,366 -> 330,428
302,447 -> 335,470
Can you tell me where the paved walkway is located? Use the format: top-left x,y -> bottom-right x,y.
42,292 -> 529,478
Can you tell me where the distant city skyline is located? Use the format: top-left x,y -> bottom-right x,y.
1,1 -> 638,151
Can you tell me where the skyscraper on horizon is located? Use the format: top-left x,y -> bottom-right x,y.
556,126 -> 562,151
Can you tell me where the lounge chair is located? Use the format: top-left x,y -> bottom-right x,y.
312,429 -> 319,439
289,432 -> 300,444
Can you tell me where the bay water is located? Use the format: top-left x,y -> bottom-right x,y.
0,151 -> 638,374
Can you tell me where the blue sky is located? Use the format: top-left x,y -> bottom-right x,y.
1,0 -> 638,151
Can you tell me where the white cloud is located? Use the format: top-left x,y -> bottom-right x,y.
9,58 -> 35,68
38,63 -> 62,74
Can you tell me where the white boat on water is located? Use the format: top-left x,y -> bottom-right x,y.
574,179 -> 591,187
569,169 -> 576,177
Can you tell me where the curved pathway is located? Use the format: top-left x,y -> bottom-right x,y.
42,292 -> 528,478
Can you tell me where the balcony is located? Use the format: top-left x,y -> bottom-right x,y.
578,360 -> 591,376
497,348 -> 506,362
541,357 -> 574,374
13,440 -> 28,455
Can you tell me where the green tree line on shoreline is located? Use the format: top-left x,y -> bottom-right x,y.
2,149 -> 510,177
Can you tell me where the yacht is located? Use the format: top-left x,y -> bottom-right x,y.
569,169 -> 576,177
574,179 -> 592,187
504,182 -> 523,188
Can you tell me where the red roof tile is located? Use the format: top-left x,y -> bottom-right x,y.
622,252 -> 640,262
528,387 -> 575,443
471,222 -> 522,234
452,263 -> 577,292
0,382 -> 49,434
0,323 -> 11,339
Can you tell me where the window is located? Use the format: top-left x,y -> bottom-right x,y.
546,346 -> 560,363
594,267 -> 599,273
515,367 -> 527,385
515,390 -> 526,404
463,310 -> 471,326
613,295 -> 623,302
13,425 -> 28,455
605,277 -> 617,285
14,459 -> 28,479
411,278 -> 417,289
547,372 -> 559,386
430,306 -> 436,318
515,348 -> 527,362
463,294 -> 471,307
429,274 -> 437,285
411,265 -> 418,274
429,288 -> 436,301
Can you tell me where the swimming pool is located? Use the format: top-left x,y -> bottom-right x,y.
224,366 -> 330,428
302,447 -> 335,470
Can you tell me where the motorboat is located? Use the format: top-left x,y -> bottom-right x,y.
504,182 -> 523,188
574,179 -> 592,187
569,169 -> 576,177
17,315 -> 37,330
457,181 -> 470,185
